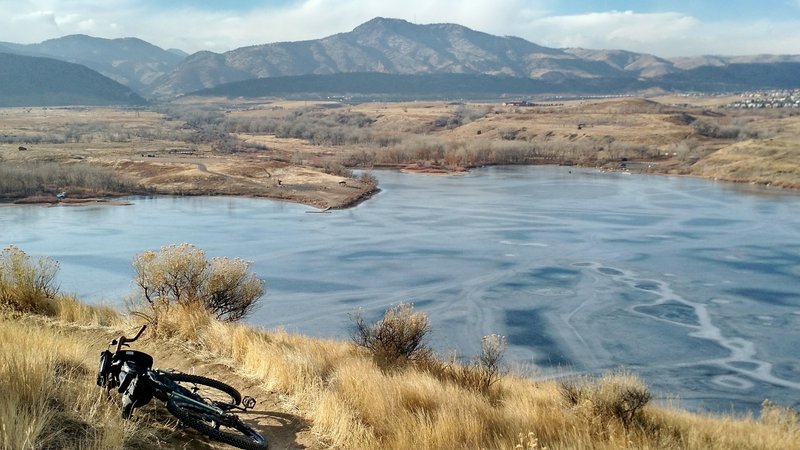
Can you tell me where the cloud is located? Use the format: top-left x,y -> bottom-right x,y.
528,11 -> 800,56
531,11 -> 701,55
0,0 -> 551,51
2,1 -> 142,44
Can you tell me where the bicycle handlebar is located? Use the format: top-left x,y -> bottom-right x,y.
114,324 -> 147,353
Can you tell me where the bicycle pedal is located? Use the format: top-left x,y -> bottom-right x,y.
242,396 -> 256,409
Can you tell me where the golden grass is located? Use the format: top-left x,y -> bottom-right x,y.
0,315 -> 147,450
2,295 -> 799,449
690,138 -> 800,188
53,294 -> 122,326
1,243 -> 798,449
148,306 -> 799,450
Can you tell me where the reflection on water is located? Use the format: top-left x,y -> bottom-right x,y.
2,166 -> 799,413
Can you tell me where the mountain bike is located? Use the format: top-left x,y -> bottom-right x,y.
96,324 -> 268,450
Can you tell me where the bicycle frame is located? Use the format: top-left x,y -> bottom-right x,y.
149,370 -> 229,414
96,325 -> 268,449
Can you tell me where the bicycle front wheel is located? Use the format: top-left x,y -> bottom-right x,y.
161,372 -> 241,407
166,399 -> 268,450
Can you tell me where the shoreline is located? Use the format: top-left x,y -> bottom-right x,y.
2,163 -> 796,209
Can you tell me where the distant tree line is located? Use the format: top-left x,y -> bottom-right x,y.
0,123 -> 183,145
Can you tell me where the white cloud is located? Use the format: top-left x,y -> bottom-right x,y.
531,11 -> 701,55
0,0 -> 798,57
527,11 -> 800,56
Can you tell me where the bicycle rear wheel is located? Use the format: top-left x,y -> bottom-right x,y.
166,399 -> 268,450
161,372 -> 241,407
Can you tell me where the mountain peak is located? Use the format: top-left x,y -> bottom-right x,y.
352,17 -> 417,33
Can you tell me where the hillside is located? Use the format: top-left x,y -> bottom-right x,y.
0,53 -> 146,106
188,72 -> 646,99
187,66 -> 800,99
1,246 -> 798,450
0,34 -> 184,96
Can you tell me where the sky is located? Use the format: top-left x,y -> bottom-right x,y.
1,0 -> 799,57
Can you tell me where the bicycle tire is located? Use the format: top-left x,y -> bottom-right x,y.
161,372 -> 242,406
166,399 -> 268,450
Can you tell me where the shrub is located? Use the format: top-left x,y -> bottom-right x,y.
560,371 -> 651,428
131,244 -> 264,324
358,171 -> 379,187
477,334 -> 507,391
322,161 -> 353,178
416,334 -> 507,396
0,162 -> 139,199
351,302 -> 432,367
0,246 -> 59,314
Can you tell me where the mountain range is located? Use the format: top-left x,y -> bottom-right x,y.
2,17 -> 799,103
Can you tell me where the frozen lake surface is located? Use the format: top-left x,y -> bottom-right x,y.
3,166 -> 799,413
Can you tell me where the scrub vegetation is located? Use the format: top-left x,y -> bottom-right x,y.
2,94 -> 799,209
0,162 -> 141,202
1,244 -> 798,449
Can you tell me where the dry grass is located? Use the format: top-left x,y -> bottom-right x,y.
0,247 -> 148,449
689,115 -> 800,188
146,305 -> 799,450
53,294 -> 121,326
0,315 -> 156,450
2,294 -> 799,449
1,245 -> 798,449
3,98 -> 798,208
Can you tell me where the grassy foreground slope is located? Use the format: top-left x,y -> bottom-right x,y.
1,247 -> 799,449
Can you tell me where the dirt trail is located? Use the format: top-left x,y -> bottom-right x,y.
54,321 -> 325,450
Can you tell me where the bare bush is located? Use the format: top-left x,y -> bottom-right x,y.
0,246 -> 59,314
358,171 -> 378,187
131,243 -> 265,324
692,118 -> 768,140
223,109 -> 376,146
0,162 -> 139,199
351,302 -> 432,366
415,334 -> 506,397
663,139 -> 702,162
560,371 -> 651,428
322,161 -> 353,178
344,149 -> 377,167
477,334 -> 507,391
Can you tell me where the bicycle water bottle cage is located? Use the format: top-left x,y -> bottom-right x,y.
117,350 -> 154,393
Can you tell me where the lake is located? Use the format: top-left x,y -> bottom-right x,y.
2,166 -> 799,414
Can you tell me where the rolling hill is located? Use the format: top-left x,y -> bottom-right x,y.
0,35 -> 184,96
189,72 -> 648,99
0,53 -> 147,106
